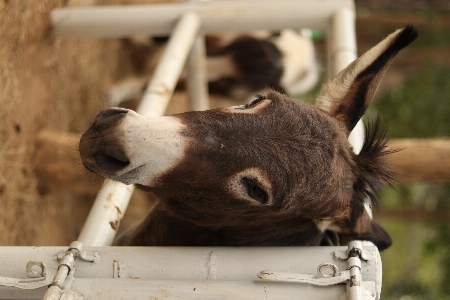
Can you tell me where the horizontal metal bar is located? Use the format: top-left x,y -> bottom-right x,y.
64,278 -> 345,300
0,246 -> 349,280
51,0 -> 354,38
1,244 -> 381,298
2,245 -> 368,299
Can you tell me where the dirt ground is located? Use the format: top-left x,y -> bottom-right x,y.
1,1 -> 448,247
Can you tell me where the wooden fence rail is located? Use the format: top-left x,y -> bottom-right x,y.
34,130 -> 449,195
387,138 -> 450,184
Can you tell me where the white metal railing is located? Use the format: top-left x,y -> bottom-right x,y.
1,242 -> 382,299
51,0 -> 354,37
0,1 -> 381,299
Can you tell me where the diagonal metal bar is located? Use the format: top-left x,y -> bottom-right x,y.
77,13 -> 200,247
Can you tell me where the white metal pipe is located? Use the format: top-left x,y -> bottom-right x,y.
51,0 -> 354,38
328,8 -> 364,155
77,180 -> 134,246
348,120 -> 365,155
347,256 -> 363,300
42,286 -> 62,300
137,12 -> 200,117
187,34 -> 209,111
78,13 -> 200,246
328,8 -> 357,78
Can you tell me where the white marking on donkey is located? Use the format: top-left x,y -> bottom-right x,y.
80,26 -> 418,250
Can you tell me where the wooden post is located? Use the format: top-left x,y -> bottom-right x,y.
35,130 -> 102,195
387,138 -> 450,183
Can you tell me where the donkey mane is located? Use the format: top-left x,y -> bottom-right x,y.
355,116 -> 398,204
343,116 -> 398,249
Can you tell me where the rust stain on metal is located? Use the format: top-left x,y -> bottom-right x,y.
106,192 -> 114,202
159,84 -> 170,96
149,287 -> 171,299
109,219 -> 120,231
148,84 -> 170,97
350,275 -> 360,287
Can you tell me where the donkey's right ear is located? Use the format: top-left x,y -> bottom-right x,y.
316,26 -> 418,134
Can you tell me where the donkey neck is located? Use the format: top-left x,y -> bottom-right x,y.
128,201 -> 324,246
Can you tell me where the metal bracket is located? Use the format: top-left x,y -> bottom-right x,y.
339,241 -> 377,300
333,240 -> 373,262
257,241 -> 378,299
0,261 -> 57,290
44,241 -> 99,299
0,240 -> 99,298
57,241 -> 99,263
258,263 -> 351,286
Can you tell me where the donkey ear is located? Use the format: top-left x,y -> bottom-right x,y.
316,26 -> 418,133
349,208 -> 392,251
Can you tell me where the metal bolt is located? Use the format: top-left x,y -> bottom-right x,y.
316,263 -> 339,278
26,261 -> 46,278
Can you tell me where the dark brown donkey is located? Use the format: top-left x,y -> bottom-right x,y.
80,26 -> 418,250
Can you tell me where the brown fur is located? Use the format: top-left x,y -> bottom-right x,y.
207,35 -> 284,96
114,92 -> 392,249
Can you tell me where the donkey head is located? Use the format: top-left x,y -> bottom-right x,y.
80,26 -> 418,250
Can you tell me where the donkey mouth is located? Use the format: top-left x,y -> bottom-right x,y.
93,148 -> 130,174
81,153 -> 146,186
80,141 -> 146,184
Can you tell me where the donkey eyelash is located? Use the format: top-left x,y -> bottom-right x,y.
235,95 -> 267,111
245,96 -> 266,108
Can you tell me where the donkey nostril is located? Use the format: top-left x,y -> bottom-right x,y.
94,107 -> 130,125
94,152 -> 130,173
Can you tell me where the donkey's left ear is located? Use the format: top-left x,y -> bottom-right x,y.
316,26 -> 418,133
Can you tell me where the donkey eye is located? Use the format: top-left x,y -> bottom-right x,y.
241,177 -> 268,204
244,95 -> 266,109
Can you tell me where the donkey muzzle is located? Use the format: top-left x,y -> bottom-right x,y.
79,107 -> 187,185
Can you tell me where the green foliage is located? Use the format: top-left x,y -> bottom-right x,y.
379,185 -> 450,300
367,62 -> 450,138
367,37 -> 450,299
380,220 -> 448,300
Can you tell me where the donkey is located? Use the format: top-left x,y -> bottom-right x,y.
108,29 -> 318,105
203,28 -> 319,99
80,26 -> 418,250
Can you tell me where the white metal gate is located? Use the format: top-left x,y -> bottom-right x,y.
0,1 -> 381,299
